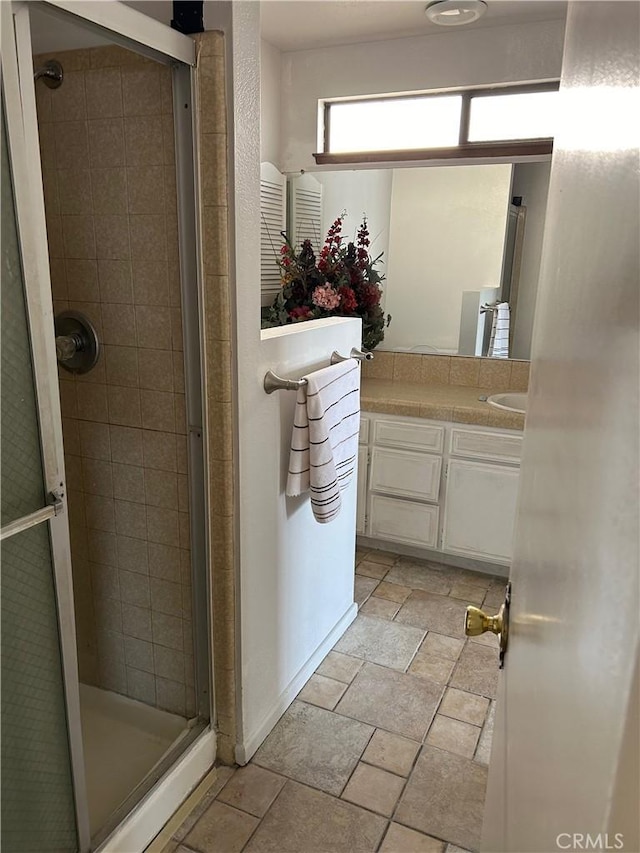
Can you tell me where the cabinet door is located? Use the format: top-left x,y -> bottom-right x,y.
442,459 -> 519,564
356,446 -> 368,535
369,447 -> 441,502
369,495 -> 439,548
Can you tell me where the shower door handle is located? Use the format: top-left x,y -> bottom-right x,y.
0,490 -> 64,541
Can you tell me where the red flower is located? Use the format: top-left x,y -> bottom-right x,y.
289,306 -> 313,321
338,286 -> 358,312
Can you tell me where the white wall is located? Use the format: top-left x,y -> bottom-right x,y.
260,39 -> 282,167
384,165 -> 512,353
280,20 -> 566,172
316,169 -> 393,281
511,162 -> 552,359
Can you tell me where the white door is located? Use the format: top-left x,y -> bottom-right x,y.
482,4 -> 639,851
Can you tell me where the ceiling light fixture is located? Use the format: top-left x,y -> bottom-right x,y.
425,0 -> 488,26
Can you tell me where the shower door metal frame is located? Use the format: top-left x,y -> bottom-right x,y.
8,1 -> 215,848
2,3 -> 91,850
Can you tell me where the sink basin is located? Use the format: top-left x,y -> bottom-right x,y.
487,392 -> 527,414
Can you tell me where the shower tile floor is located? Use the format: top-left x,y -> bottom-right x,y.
150,550 -> 505,853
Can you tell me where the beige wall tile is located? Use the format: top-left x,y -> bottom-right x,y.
66,259 -> 99,302
393,353 -> 423,383
162,114 -> 176,166
156,676 -> 186,715
171,308 -> 184,352
175,394 -> 187,435
55,121 -> 90,169
198,55 -> 227,136
151,611 -> 183,651
206,339 -> 232,403
173,351 -> 186,393
201,133 -> 227,207
90,561 -> 119,600
135,305 -> 171,349
85,494 -> 116,532
449,356 -> 481,387
124,636 -> 154,673
120,569 -> 151,608
208,402 -> 233,462
478,358 -> 512,392
62,215 -> 96,259
86,69 -> 123,119
510,360 -> 530,391
82,458 -> 113,497
98,259 -> 133,303
176,434 -> 188,474
154,645 -> 185,683
197,31 -> 224,58
204,275 -> 231,341
159,67 -> 173,115
122,602 -> 153,642
51,71 -> 87,123
122,68 -> 162,116
46,214 -> 65,258
421,355 -> 451,385
77,420 -> 108,461
141,389 -> 175,432
110,425 -> 143,466
138,349 -> 173,391
95,214 -> 130,260
145,468 -> 178,510
127,166 -> 165,214
453,407 -> 489,425
132,259 -> 169,306
88,118 -> 125,168
76,382 -> 108,422
49,257 -> 67,300
112,462 -> 145,504
117,535 -> 149,574
58,168 -> 92,215
148,542 -> 181,583
101,302 -> 136,346
201,205 -> 229,277
125,116 -> 163,166
91,168 -> 127,215
115,498 -> 147,540
130,214 -> 167,260
127,666 -> 156,704
164,164 -> 177,211
362,350 -> 394,380
59,380 -> 78,418
143,429 -> 177,472
107,385 -> 142,427
147,506 -> 179,547
178,511 -> 190,549
105,345 -> 139,388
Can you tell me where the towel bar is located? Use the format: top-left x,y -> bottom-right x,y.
264,349 -> 373,394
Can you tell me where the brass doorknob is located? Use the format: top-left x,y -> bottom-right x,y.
465,604 -> 505,637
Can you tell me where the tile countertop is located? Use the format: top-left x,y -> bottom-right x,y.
361,379 -> 525,431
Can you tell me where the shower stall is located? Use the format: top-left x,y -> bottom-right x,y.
1,3 -> 213,850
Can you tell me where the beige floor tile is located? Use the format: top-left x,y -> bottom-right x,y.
425,715 -> 480,758
380,823 -> 445,852
469,630 -> 499,649
341,762 -> 405,818
171,766 -> 236,842
374,581 -> 412,603
253,701 -> 373,796
364,549 -> 397,566
446,845 -> 473,853
474,701 -> 495,766
395,590 -> 468,638
360,596 -> 400,620
336,662 -> 444,741
409,653 -> 455,684
244,780 -> 387,852
450,643 -> 499,699
361,729 -> 420,777
395,746 -> 487,851
182,800 -> 259,853
216,764 -> 286,818
335,614 -> 425,671
355,548 -> 369,564
439,688 -> 489,727
316,650 -> 363,684
356,560 -> 390,580
355,575 -> 379,605
448,583 -> 485,605
298,673 -> 348,710
421,632 -> 465,661
385,563 -> 452,596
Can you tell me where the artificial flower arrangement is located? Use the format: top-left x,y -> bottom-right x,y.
262,214 -> 391,351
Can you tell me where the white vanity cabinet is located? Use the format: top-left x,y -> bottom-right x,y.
358,412 -> 523,567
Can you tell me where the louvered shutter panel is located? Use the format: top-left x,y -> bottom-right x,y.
288,173 -> 323,250
261,162 -> 287,306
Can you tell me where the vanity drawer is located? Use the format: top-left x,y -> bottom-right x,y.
450,427 -> 522,464
370,446 -> 441,502
369,494 -> 439,549
359,416 -> 370,445
373,419 -> 444,454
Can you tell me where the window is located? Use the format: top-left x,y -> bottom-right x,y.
321,83 -> 559,160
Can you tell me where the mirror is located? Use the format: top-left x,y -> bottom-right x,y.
303,161 -> 551,360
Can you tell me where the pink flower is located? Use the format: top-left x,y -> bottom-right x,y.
312,285 -> 341,310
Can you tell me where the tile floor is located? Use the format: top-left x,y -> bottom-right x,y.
156,549 -> 505,853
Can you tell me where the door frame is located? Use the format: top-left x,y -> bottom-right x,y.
5,1 -> 213,848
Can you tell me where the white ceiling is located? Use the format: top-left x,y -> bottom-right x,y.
261,0 -> 567,52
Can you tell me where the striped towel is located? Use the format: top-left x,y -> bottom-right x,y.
286,359 -> 360,524
488,302 -> 510,359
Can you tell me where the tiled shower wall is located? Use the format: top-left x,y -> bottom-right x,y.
36,46 -> 195,718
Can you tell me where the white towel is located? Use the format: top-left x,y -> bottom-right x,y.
286,359 -> 360,524
488,302 -> 510,359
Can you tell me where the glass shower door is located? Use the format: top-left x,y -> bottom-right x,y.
1,12 -> 88,847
